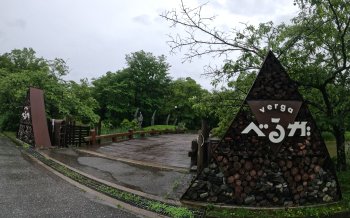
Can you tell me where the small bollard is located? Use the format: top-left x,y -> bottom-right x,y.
90,129 -> 96,145
128,129 -> 134,139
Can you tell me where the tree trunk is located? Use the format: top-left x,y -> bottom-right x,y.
320,86 -> 347,171
333,125 -> 347,171
201,118 -> 210,141
97,118 -> 102,135
201,118 -> 211,168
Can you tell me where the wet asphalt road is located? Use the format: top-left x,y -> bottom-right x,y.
42,133 -> 198,199
0,136 -> 140,218
90,134 -> 196,168
43,148 -> 194,199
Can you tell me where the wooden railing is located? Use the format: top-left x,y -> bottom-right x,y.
84,129 -> 185,145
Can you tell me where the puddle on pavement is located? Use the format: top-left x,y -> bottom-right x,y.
42,149 -> 195,200
86,134 -> 195,169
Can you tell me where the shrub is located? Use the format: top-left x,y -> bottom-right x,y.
120,119 -> 139,130
176,122 -> 187,130
322,131 -> 335,141
346,132 -> 350,141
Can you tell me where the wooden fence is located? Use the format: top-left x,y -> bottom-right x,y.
48,120 -> 90,147
84,129 -> 185,145
65,124 -> 90,146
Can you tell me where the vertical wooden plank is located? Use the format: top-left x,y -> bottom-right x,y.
78,126 -> 82,146
91,129 -> 96,145
196,131 -> 204,175
128,129 -> 134,139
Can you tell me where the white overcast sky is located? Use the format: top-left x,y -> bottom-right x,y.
0,0 -> 298,90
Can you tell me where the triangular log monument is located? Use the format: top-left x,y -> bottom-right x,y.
182,51 -> 341,207
17,87 -> 52,149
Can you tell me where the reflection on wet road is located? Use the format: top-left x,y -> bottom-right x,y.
43,134 -> 196,200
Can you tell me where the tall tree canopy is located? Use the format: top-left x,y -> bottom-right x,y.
126,50 -> 172,122
92,50 -> 172,129
92,70 -> 133,131
0,48 -> 98,130
162,0 -> 350,170
165,77 -> 208,129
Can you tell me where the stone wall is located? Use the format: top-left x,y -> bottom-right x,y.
181,51 -> 341,207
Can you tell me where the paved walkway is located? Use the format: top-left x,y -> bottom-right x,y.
42,134 -> 197,200
0,135 -> 140,218
43,148 -> 194,200
87,134 -> 197,169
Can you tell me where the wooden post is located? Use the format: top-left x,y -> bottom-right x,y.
197,130 -> 204,175
128,129 -> 134,139
189,139 -> 198,171
78,126 -> 82,147
197,142 -> 204,175
201,119 -> 210,167
72,125 -> 75,146
90,129 -> 96,145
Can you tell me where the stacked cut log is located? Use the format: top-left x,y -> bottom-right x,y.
182,107 -> 340,206
182,52 -> 341,207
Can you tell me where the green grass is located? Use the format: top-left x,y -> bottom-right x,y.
143,125 -> 176,131
322,131 -> 350,141
326,141 -> 337,157
325,140 -> 350,158
2,131 -> 30,149
3,131 -> 16,138
346,132 -> 350,141
148,202 -> 194,218
101,125 -> 177,135
101,128 -> 130,135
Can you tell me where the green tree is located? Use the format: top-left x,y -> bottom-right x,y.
92,70 -> 133,132
93,51 -> 172,130
65,79 -> 99,124
166,77 -> 207,129
0,48 -> 98,130
125,50 -> 172,125
162,0 -> 350,170
192,71 -> 256,136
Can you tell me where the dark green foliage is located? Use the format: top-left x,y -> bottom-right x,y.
92,70 -> 133,129
120,119 -> 139,130
92,51 -> 172,130
0,48 -> 207,133
165,77 -> 208,130
0,48 -> 99,130
125,50 -> 171,124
